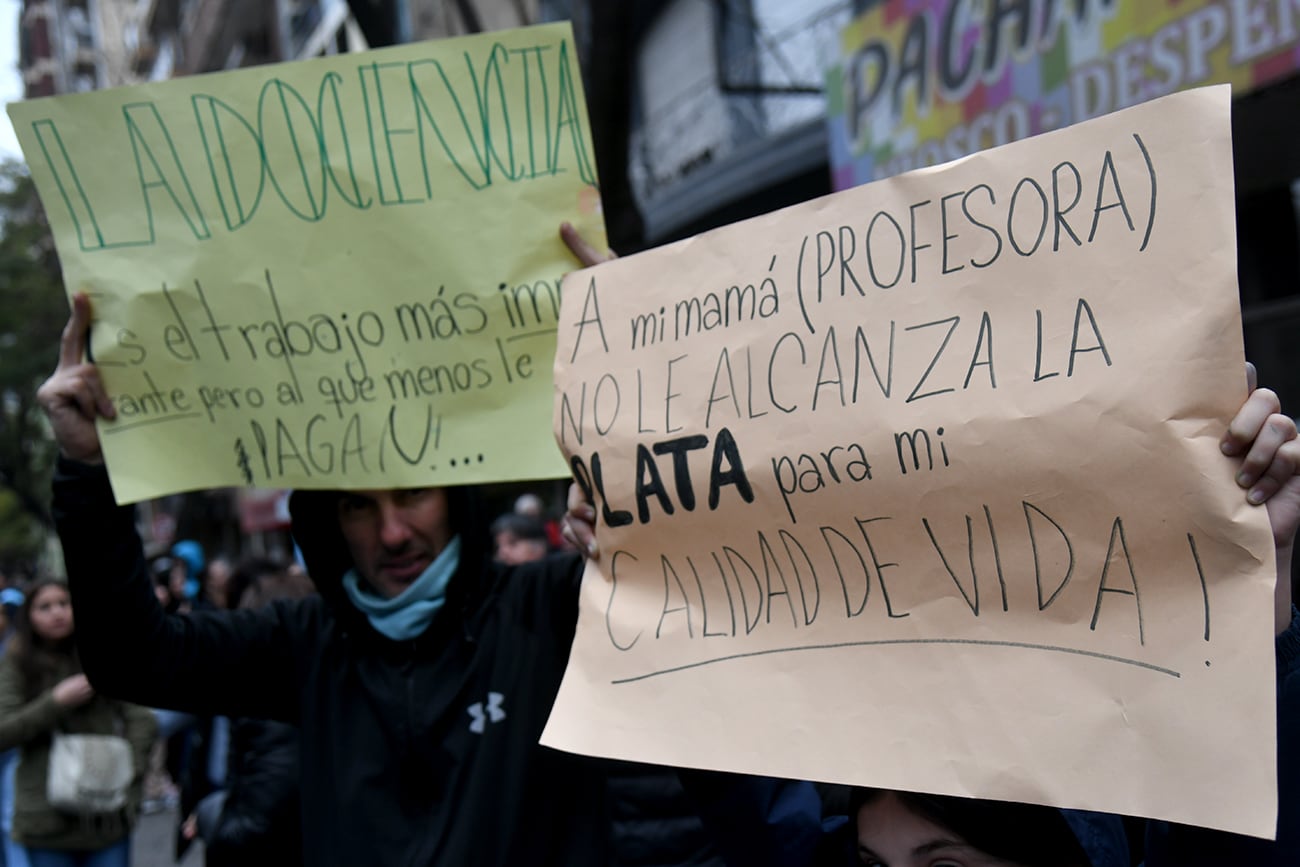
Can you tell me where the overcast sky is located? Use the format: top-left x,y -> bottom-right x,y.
0,0 -> 25,162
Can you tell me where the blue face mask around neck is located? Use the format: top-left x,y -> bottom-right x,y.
341,535 -> 461,641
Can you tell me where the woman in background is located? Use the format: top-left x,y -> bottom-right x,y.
849,788 -> 1097,867
0,579 -> 155,867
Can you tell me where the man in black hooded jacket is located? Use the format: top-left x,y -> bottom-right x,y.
52,470 -> 613,865
36,226 -> 653,865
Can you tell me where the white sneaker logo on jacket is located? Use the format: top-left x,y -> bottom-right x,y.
467,692 -> 507,734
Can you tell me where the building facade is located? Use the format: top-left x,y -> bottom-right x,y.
122,0 -> 540,80
19,0 -> 144,96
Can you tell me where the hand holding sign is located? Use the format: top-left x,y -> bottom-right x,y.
1222,364 -> 1300,636
36,292 -> 114,464
560,221 -> 616,269
1225,366 -> 1300,534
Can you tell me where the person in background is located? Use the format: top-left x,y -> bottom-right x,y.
222,558 -> 286,620
169,541 -> 206,613
491,513 -> 551,565
850,788 -> 1094,867
149,558 -> 177,613
514,493 -> 544,518
139,557 -> 188,816
189,562 -> 313,867
0,579 -> 156,867
161,539 -> 229,859
203,557 -> 235,611
0,587 -> 26,867
0,589 -> 22,656
515,492 -> 566,550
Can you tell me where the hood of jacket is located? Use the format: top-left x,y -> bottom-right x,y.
287,484 -> 493,641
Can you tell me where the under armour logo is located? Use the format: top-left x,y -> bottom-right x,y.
467,691 -> 507,734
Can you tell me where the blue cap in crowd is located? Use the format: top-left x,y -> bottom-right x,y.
171,540 -> 206,600
0,587 -> 23,614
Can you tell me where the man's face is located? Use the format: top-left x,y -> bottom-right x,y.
337,488 -> 452,598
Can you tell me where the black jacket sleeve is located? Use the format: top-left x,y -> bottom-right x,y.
52,459 -> 304,722
206,718 -> 302,867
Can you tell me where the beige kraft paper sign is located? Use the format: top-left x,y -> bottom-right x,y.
542,86 -> 1277,837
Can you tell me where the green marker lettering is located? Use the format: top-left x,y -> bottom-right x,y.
124,101 -> 211,242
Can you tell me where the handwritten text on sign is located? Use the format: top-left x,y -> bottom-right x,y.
542,87 -> 1277,838
10,22 -> 605,502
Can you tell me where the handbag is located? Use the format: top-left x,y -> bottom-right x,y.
45,731 -> 134,815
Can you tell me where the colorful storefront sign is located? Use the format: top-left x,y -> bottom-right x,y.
827,0 -> 1300,188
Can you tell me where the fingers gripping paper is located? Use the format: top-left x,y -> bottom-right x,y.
543,87 -> 1277,837
9,23 -> 605,503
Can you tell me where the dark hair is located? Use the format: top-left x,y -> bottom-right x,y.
227,557 -> 289,611
850,788 -> 1091,867
490,513 -> 548,544
237,562 -> 316,610
8,578 -> 80,701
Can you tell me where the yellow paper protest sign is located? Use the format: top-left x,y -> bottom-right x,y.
542,86 -> 1278,837
9,22 -> 605,503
